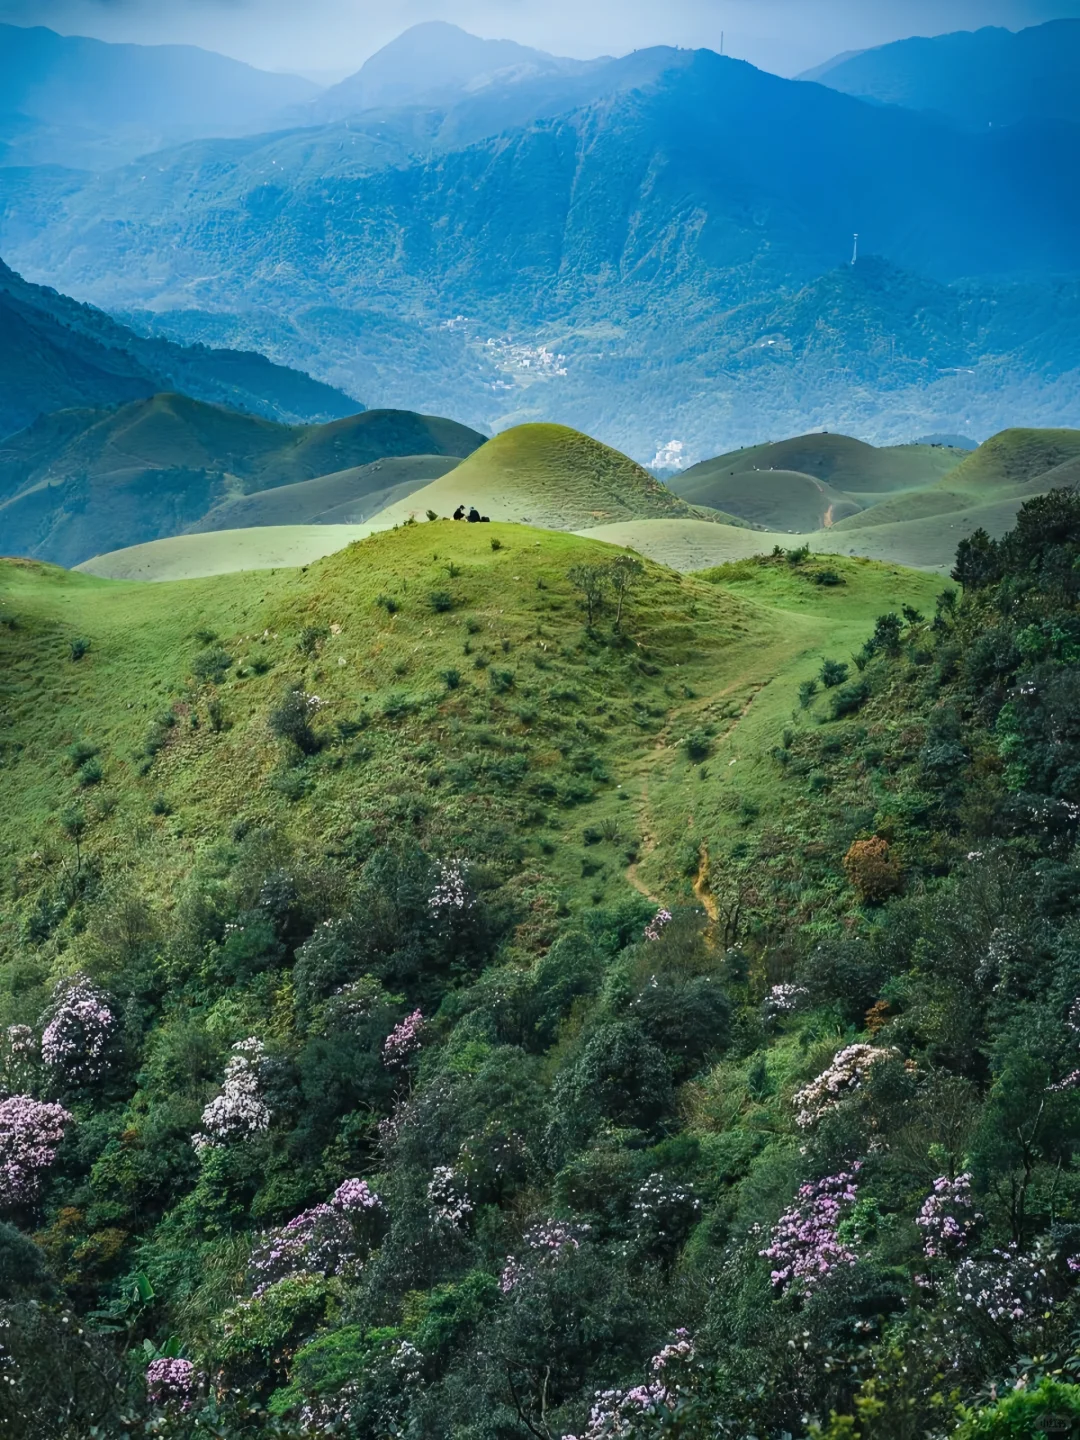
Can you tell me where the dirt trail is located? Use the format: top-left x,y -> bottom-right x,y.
692,841 -> 719,921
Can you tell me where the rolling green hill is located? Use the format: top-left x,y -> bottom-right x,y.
75,525 -> 377,582
0,396 -> 485,568
673,466 -> 862,531
192,456 -> 463,532
367,423 -> 709,531
674,433 -> 966,498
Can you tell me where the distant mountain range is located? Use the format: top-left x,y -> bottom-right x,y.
0,258 -> 360,439
0,21 -> 1078,462
804,19 -> 1080,129
0,23 -> 316,169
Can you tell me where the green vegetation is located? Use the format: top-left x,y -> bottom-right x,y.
0,394 -> 484,568
8,494 -> 1080,1437
367,423 -> 713,532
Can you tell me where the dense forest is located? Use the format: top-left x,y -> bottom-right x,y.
5,493 -> 1080,1437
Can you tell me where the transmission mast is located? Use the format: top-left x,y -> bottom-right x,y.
851,233 -> 859,265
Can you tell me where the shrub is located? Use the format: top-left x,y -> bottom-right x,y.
842,837 -> 903,903
191,647 -> 232,684
268,689 -> 322,755
442,668 -> 461,690
830,679 -> 869,718
76,757 -> 103,788
819,658 -> 849,688
489,668 -> 514,694
296,625 -> 328,657
376,594 -> 399,616
430,590 -> 453,613
684,728 -> 712,762
798,678 -> 818,708
69,636 -> 89,660
952,1379 -> 1080,1437
426,509 -> 438,522
490,537 -> 503,551
809,569 -> 844,586
65,740 -> 98,769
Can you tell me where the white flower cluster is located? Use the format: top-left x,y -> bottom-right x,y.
192,1037 -> 271,1153
429,860 -> 473,916
40,975 -> 116,1084
427,1165 -> 473,1228
792,1044 -> 896,1128
762,984 -> 809,1021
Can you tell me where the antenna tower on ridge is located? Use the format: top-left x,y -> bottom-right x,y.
851,233 -> 859,265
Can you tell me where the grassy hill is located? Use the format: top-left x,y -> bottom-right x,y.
673,466 -> 862,531
76,525 -> 377,581
0,396 -> 485,568
192,456 -> 462,532
367,423 -> 709,531
0,521 -> 941,929
674,433 -> 966,499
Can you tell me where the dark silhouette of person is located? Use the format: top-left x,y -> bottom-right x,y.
467,507 -> 481,523
480,516 -> 491,522
453,505 -> 466,520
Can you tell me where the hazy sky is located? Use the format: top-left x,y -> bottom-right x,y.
3,0 -> 1080,79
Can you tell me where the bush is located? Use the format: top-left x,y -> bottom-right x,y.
798,678 -> 818,708
490,537 -> 503,551
843,837 -> 903,903
830,679 -> 870,718
269,690 -> 322,755
430,590 -> 454,613
376,594 -> 400,615
489,668 -> 515,694
66,740 -> 98,769
296,626 -> 328,657
191,647 -> 233,684
76,757 -> 103,787
952,1379 -> 1080,1437
684,728 -> 712,762
819,658 -> 849,688
442,668 -> 461,690
69,636 -> 89,660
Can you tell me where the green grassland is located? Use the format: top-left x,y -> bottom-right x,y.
76,524 -> 378,580
367,423 -> 712,530
0,526 -> 940,938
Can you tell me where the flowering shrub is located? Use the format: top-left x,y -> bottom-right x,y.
631,1173 -> 701,1258
1,1025 -> 37,1093
192,1037 -> 271,1152
916,1174 -> 982,1259
792,1043 -> 897,1128
843,836 -> 903,902
40,974 -> 116,1085
644,908 -> 673,942
562,1331 -> 698,1440
249,1179 -> 384,1295
759,1169 -> 860,1291
383,1010 -> 424,1067
0,1094 -> 73,1208
429,860 -> 473,916
427,1165 -> 472,1227
500,1220 -> 592,1293
762,983 -> 809,1022
146,1357 -> 195,1411
953,1242 -> 1053,1327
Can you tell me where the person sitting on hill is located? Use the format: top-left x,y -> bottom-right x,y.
480,516 -> 491,522
467,507 -> 481,523
453,504 -> 466,520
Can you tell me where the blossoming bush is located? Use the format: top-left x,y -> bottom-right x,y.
40,974 -> 116,1086
145,1356 -> 195,1411
792,1044 -> 897,1128
916,1174 -> 982,1259
0,1095 -> 73,1209
500,1220 -> 592,1293
192,1037 -> 271,1152
759,1170 -> 860,1291
562,1331 -> 700,1440
248,1178 -> 384,1295
427,1165 -> 473,1228
383,1010 -> 424,1068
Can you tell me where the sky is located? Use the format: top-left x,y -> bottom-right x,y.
2,0 -> 1080,79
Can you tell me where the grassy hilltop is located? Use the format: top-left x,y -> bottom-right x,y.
0,523 -> 939,917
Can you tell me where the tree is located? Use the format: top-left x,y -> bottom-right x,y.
608,555 -> 645,631
566,564 -> 608,628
